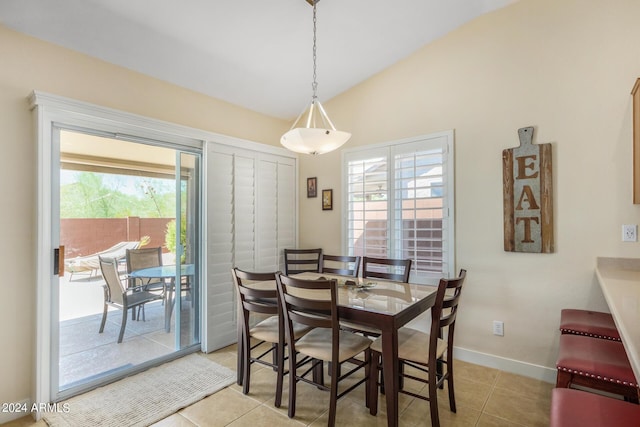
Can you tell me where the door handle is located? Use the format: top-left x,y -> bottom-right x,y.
54,246 -> 65,276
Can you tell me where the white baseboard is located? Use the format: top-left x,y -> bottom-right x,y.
453,346 -> 557,384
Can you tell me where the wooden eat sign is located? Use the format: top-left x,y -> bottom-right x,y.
502,127 -> 554,253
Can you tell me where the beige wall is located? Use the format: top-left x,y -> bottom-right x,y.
4,0 -> 640,411
0,25 -> 287,409
299,0 -> 640,370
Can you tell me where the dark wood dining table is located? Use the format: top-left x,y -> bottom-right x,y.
240,272 -> 437,427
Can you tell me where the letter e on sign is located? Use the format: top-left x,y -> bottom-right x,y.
502,127 -> 554,253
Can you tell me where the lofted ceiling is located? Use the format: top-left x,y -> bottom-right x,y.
0,0 -> 516,119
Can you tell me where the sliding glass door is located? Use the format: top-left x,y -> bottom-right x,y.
53,127 -> 201,400
171,150 -> 200,349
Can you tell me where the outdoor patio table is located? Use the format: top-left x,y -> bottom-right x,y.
129,264 -> 194,332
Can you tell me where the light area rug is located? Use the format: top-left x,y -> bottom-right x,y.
44,353 -> 236,427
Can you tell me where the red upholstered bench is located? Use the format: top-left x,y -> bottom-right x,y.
559,309 -> 621,341
556,334 -> 639,402
550,388 -> 640,427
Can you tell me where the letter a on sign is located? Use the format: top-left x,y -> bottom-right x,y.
502,127 -> 554,253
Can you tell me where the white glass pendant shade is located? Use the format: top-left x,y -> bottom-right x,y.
280,98 -> 351,155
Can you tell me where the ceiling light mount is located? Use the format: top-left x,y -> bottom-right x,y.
281,0 -> 350,155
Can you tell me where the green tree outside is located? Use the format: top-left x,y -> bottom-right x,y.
60,171 -> 175,218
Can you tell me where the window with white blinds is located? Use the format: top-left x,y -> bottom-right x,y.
343,131 -> 454,284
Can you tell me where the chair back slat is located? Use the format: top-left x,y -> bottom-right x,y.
284,248 -> 322,275
430,269 -> 467,344
362,256 -> 412,283
276,274 -> 337,332
320,254 -> 361,277
232,268 -> 279,316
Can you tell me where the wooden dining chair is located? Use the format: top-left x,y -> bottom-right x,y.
231,268 -> 311,407
99,256 -> 164,343
275,273 -> 372,426
283,248 -> 322,275
368,269 -> 467,427
320,254 -> 361,277
362,256 -> 412,283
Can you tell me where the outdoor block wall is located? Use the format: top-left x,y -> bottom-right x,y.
60,217 -> 173,258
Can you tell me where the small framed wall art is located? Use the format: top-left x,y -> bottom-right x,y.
322,189 -> 333,210
307,177 -> 317,198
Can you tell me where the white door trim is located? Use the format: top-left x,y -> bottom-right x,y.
30,91 -> 295,408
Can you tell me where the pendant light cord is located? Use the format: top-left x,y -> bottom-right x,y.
312,0 -> 318,100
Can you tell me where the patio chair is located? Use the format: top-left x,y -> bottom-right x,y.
126,246 -> 166,320
98,256 -> 164,343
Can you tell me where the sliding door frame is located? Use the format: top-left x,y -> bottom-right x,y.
30,91 -> 297,411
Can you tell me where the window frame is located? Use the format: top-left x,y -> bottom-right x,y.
341,131 -> 455,285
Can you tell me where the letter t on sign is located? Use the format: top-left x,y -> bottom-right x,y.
502,127 -> 554,253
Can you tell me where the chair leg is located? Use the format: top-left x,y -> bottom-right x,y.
429,371 -> 440,427
275,341 -> 285,408
556,370 -> 572,388
288,350 -> 297,419
242,336 -> 252,395
328,358 -> 340,427
446,359 -> 456,413
236,336 -> 244,386
437,358 -> 444,389
313,358 -> 325,388
99,302 -> 108,333
364,348 -> 371,409
429,356 -> 440,427
271,343 -> 278,371
118,308 -> 128,343
368,350 -> 380,416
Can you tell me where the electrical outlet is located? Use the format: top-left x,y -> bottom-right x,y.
622,224 -> 637,242
492,320 -> 504,336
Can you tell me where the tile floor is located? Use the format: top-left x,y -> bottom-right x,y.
7,344 -> 553,427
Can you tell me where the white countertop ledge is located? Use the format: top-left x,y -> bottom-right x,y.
596,257 -> 640,382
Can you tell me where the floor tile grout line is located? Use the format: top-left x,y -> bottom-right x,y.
258,401 -> 307,426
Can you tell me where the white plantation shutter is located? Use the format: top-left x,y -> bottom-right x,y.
277,161 -> 296,270
234,155 -> 256,270
392,138 -> 451,283
256,158 -> 277,271
206,143 -> 296,351
344,132 -> 454,284
206,146 -> 237,349
346,147 -> 389,259
256,155 -> 296,272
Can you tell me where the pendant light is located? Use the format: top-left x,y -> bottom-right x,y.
280,0 -> 351,155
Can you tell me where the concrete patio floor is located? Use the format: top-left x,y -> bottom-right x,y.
58,270 -> 193,389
